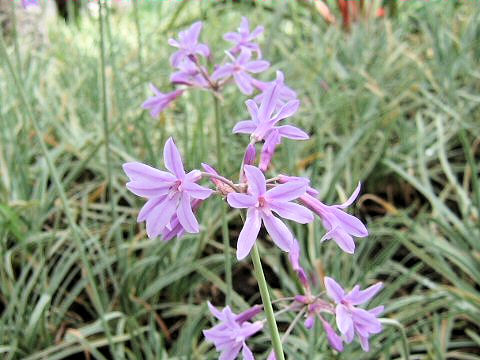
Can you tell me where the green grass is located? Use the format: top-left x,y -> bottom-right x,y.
1,1 -> 479,359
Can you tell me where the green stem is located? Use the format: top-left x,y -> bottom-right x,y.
99,2 -> 121,266
213,96 -> 232,306
251,244 -> 285,360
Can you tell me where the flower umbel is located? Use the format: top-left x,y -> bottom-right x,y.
224,16 -> 264,58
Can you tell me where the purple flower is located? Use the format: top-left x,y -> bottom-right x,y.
224,17 -> 264,58
226,165 -> 313,259
203,302 -> 263,360
212,50 -> 270,95
299,183 -> 368,254
142,84 -> 183,118
168,21 -> 210,67
321,318 -> 344,352
123,138 -> 213,239
253,71 -> 297,109
170,59 -> 209,88
325,277 -> 384,352
233,82 -> 307,170
232,82 -> 307,143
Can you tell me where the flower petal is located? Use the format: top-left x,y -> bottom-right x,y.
234,72 -> 254,95
237,208 -> 261,260
261,213 -> 293,252
242,344 -> 254,360
227,193 -> 257,209
338,182 -> 362,208
183,181 -> 214,200
123,162 -> 176,182
126,180 -> 172,198
335,304 -> 353,335
348,282 -> 383,305
324,277 -> 345,303
244,60 -> 270,73
137,196 -> 166,222
244,165 -> 266,197
272,99 -> 300,123
269,201 -> 314,224
145,196 -> 178,239
232,120 -> 257,134
163,137 -> 185,179
212,64 -> 235,81
277,125 -> 309,140
176,193 -> 199,233
266,181 -> 307,202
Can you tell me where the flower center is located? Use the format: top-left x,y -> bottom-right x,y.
258,196 -> 267,208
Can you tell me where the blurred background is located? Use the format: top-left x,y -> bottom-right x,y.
0,0 -> 479,359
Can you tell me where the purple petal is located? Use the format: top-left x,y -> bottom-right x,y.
261,214 -> 293,252
235,305 -> 263,323
259,129 -> 281,171
338,182 -> 362,208
305,313 -> 316,329
266,181 -> 307,202
137,196 -> 166,222
242,344 -> 254,360
176,193 -> 199,233
227,193 -> 257,209
195,43 -> 210,58
234,72 -> 254,95
185,21 -> 202,44
269,201 -> 314,224
250,25 -> 264,39
369,306 -> 384,317
237,49 -> 252,64
258,82 -> 279,122
126,180 -> 172,198
245,99 -> 259,123
232,120 -> 257,134
207,301 -> 224,320
346,282 -> 383,305
224,32 -> 241,42
163,137 -> 185,179
183,181 -> 214,200
219,345 -> 242,360
168,38 -> 179,48
321,319 -> 344,352
272,99 -> 300,123
322,227 -> 356,254
335,304 -> 353,335
237,208 -> 261,260
212,64 -> 235,81
244,60 -> 270,73
330,209 -> 368,237
123,162 -> 176,182
324,277 -> 345,303
358,334 -> 370,352
239,16 -> 249,33
145,196 -> 178,238
277,125 -> 309,140
244,165 -> 266,197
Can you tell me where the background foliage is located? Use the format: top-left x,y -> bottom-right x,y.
0,1 -> 479,359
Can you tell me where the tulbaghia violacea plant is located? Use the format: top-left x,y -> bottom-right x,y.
124,17 -> 386,359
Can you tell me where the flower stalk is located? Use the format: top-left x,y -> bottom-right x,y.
251,243 -> 285,360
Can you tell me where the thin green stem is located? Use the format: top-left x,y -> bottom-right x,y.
99,2 -> 121,266
213,96 -> 232,306
251,244 -> 285,360
0,30 -> 117,355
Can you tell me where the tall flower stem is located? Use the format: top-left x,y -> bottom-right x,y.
213,96 -> 232,306
251,243 -> 285,360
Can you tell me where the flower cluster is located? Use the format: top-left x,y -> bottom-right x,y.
124,17 -> 385,359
